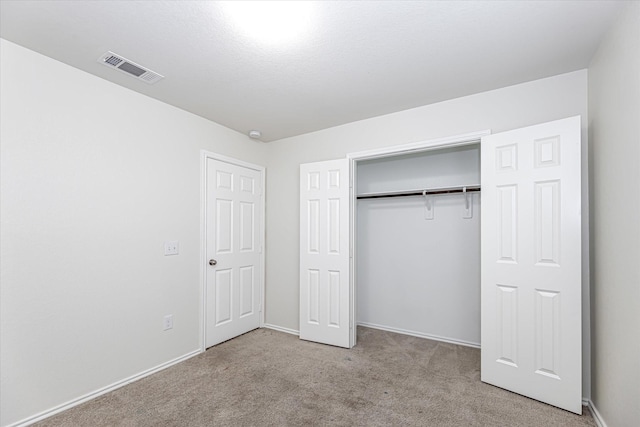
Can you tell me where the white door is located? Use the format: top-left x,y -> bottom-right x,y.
299,159 -> 351,348
481,116 -> 582,413
206,158 -> 263,348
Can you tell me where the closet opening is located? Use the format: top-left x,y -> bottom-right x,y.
350,137 -> 484,348
304,118 -> 582,412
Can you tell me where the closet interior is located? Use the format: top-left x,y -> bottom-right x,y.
355,143 -> 482,347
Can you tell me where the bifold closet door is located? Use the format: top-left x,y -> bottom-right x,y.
299,159 -> 351,348
481,116 -> 582,413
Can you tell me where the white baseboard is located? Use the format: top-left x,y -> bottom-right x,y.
8,349 -> 202,427
262,323 -> 299,336
584,399 -> 608,427
357,322 -> 481,349
261,322 -> 479,348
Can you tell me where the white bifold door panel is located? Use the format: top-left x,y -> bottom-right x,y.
300,159 -> 351,348
481,116 -> 582,413
206,158 -> 262,348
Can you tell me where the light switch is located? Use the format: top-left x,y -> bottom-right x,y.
164,241 -> 179,256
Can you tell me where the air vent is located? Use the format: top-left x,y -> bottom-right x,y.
97,51 -> 163,84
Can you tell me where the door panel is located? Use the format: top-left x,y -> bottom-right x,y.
300,159 -> 351,348
206,158 -> 262,348
481,116 -> 582,413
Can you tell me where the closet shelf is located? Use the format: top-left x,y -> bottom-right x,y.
356,184 -> 481,200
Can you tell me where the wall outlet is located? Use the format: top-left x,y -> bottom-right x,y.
164,241 -> 179,256
163,314 -> 173,331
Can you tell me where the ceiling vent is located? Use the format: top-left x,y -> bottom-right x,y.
97,51 -> 163,84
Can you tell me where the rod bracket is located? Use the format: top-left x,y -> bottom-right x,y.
423,190 -> 434,220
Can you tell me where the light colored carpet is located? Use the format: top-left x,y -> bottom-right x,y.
35,327 -> 596,426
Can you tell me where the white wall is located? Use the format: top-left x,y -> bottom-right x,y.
356,145 -> 481,345
0,39 -> 267,427
588,3 -> 640,426
265,70 -> 590,396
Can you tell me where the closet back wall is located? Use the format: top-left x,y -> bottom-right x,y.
356,146 -> 481,346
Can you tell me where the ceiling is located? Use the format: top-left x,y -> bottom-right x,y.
0,1 -> 626,142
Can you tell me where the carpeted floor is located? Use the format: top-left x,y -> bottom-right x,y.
35,327 -> 596,426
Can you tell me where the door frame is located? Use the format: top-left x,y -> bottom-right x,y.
199,150 -> 266,352
346,130 -> 491,345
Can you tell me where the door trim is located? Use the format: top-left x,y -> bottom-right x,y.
346,130 -> 491,345
200,150 -> 266,352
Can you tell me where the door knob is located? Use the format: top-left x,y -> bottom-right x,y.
209,259 -> 217,266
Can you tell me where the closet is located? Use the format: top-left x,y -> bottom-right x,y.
355,144 -> 481,347
300,116 -> 583,413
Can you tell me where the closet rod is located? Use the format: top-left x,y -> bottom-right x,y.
357,185 -> 481,200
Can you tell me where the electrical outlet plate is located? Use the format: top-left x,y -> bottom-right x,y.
164,241 -> 179,256
163,314 -> 173,331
